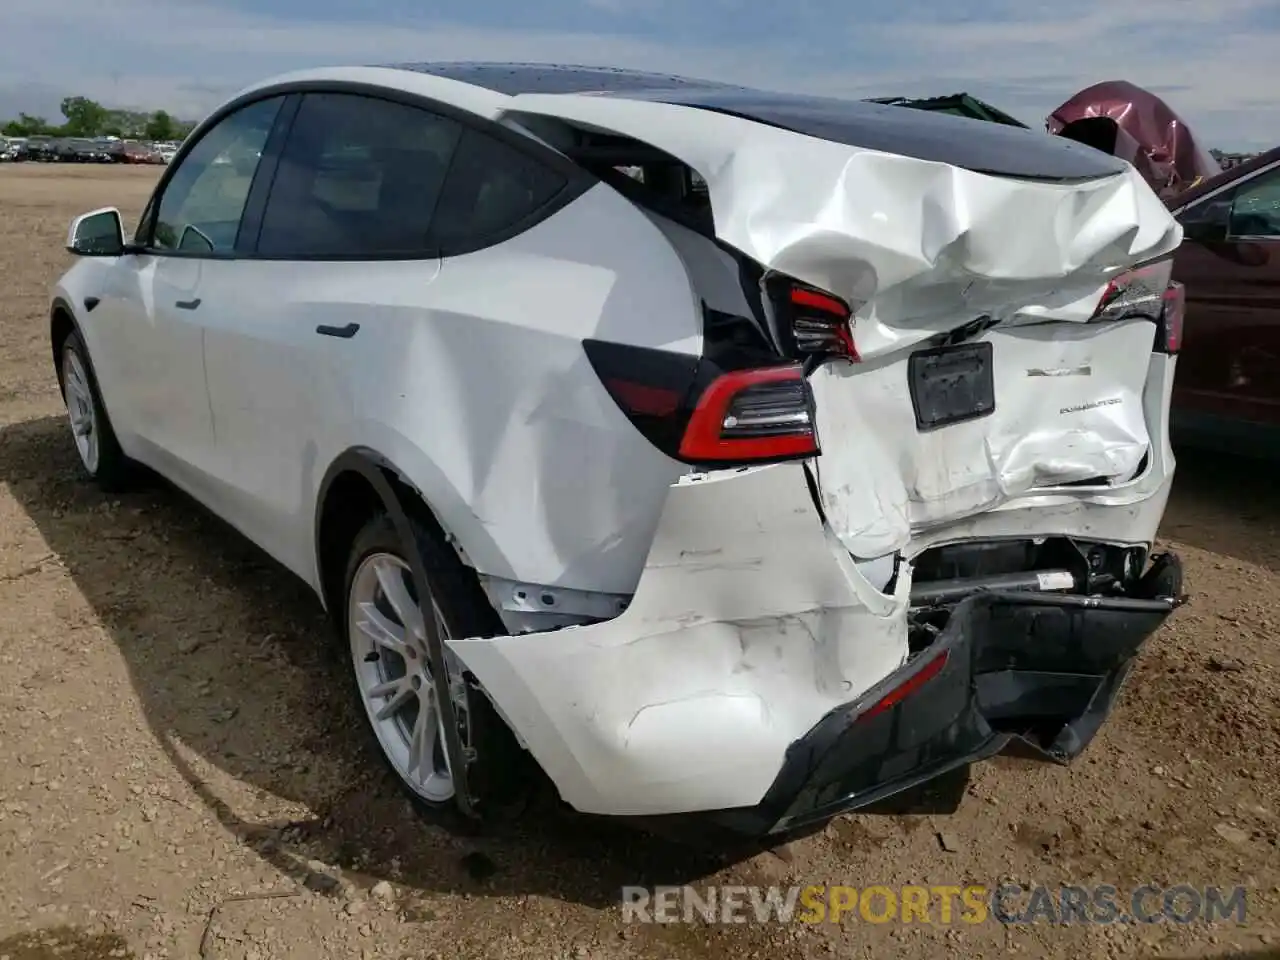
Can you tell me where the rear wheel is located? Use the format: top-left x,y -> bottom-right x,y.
58,329 -> 133,491
341,512 -> 533,823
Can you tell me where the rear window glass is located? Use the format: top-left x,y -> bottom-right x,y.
257,93 -> 462,258
429,128 -> 567,254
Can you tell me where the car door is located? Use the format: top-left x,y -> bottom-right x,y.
96,94 -> 286,495
197,91 -> 463,582
1173,159 -> 1280,437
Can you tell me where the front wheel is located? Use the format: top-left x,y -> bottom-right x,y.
59,329 -> 134,491
341,513 -> 534,823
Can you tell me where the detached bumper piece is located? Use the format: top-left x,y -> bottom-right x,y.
716,553 -> 1184,837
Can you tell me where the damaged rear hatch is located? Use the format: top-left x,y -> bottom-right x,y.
497,86 -> 1183,557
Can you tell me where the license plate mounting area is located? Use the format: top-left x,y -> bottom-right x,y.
907,341 -> 995,432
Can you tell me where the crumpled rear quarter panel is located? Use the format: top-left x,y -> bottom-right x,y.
448,462 -> 911,815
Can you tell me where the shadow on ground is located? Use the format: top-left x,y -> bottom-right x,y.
0,416 -> 755,909
1,414 -> 960,916
1163,442 -> 1280,573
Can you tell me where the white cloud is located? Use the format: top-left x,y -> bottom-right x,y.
1,0 -> 1275,148
848,0 -> 1280,147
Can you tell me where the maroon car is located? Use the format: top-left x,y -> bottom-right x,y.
1048,80 -> 1220,200
1040,83 -> 1280,457
1166,148 -> 1280,456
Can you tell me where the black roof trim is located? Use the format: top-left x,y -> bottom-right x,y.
387,62 -> 1126,182
389,61 -> 742,96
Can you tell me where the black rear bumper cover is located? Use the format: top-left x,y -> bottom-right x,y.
711,552 -> 1184,837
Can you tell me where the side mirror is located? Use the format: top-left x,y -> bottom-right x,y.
66,207 -> 125,257
1177,193 -> 1232,246
1181,217 -> 1227,245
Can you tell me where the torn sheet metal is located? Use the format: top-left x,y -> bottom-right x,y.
809,318 -> 1158,558
503,92 -> 1181,361
501,92 -> 1181,555
448,461 -> 911,816
1047,80 -> 1221,200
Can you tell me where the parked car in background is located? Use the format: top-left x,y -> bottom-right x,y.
117,140 -> 163,164
24,136 -> 57,161
1168,147 -> 1280,457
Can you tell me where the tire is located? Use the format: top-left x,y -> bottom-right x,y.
58,328 -> 135,492
341,511 -> 535,827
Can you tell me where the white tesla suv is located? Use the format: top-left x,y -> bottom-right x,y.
51,63 -> 1187,837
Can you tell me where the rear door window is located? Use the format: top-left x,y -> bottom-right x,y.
256,93 -> 463,258
428,127 -> 568,255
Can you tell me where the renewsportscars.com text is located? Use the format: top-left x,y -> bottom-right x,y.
621,884 -> 1248,926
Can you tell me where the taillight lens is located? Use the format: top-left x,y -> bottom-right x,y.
1091,256 -> 1174,324
770,278 -> 860,361
854,649 -> 950,724
1157,282 -> 1184,355
679,366 -> 818,463
583,340 -> 820,467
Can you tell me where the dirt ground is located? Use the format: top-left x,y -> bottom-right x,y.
0,164 -> 1277,960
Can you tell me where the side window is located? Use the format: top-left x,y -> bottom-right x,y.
149,96 -> 283,254
429,128 -> 568,254
1229,168 -> 1280,239
256,93 -> 462,258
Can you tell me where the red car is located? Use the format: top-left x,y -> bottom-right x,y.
1166,148 -> 1280,456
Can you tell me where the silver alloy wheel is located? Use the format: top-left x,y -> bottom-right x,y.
61,344 -> 100,475
348,551 -> 470,803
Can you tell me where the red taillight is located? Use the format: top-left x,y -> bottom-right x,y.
778,280 -> 860,361
1091,257 -> 1174,324
602,378 -> 681,416
855,649 -> 950,723
583,339 -> 820,468
1158,282 -> 1184,355
679,365 -> 818,463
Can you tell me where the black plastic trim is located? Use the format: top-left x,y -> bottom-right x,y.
397,63 -> 1125,182
705,555 -> 1183,837
235,93 -> 302,255
316,322 -> 360,339
907,340 -> 996,432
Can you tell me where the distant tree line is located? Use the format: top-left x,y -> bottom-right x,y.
1210,148 -> 1262,169
2,96 -> 197,141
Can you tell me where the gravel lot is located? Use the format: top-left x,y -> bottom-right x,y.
0,164 -> 1278,960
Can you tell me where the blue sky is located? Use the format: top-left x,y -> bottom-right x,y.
1,0 -> 1273,149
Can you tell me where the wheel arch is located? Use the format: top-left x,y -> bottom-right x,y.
313,446 -> 503,620
313,445 -> 491,820
49,296 -> 116,425
49,296 -> 78,388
